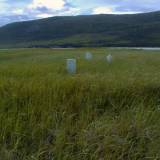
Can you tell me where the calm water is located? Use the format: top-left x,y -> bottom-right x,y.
112,47 -> 160,51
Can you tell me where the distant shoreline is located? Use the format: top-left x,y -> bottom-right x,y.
1,47 -> 160,50
110,47 -> 160,50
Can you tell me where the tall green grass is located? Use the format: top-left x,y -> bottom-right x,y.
0,48 -> 160,159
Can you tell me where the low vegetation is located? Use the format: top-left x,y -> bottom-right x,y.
0,48 -> 160,159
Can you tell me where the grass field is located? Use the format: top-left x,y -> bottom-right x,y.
0,48 -> 160,160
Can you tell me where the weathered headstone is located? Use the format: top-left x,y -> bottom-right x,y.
66,59 -> 76,74
106,54 -> 113,63
85,52 -> 92,60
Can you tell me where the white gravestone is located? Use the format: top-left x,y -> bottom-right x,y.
67,59 -> 76,74
85,52 -> 92,60
106,54 -> 113,63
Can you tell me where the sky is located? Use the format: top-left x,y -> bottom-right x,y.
0,0 -> 160,26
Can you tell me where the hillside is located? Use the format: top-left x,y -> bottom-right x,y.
0,11 -> 160,48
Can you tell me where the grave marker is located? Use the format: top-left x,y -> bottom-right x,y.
85,52 -> 92,60
107,54 -> 113,63
67,59 -> 76,74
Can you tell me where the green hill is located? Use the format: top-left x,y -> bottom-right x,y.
0,11 -> 160,48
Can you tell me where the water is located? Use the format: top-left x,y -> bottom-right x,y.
140,47 -> 160,51
111,47 -> 160,51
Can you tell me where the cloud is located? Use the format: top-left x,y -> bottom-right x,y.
0,15 -> 31,26
29,0 -> 65,10
36,13 -> 54,18
92,0 -> 160,14
1,0 -> 160,26
12,9 -> 24,15
0,0 -> 81,26
92,6 -> 139,15
93,7 -> 114,14
27,1 -> 80,18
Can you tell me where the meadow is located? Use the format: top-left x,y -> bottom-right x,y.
0,48 -> 160,160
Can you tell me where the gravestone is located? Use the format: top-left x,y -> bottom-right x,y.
66,59 -> 76,74
106,54 -> 113,63
85,52 -> 92,60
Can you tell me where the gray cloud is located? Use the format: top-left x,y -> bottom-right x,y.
0,0 -> 80,26
0,15 -> 33,26
0,0 -> 160,26
98,0 -> 160,13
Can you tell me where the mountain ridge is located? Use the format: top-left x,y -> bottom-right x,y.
0,11 -> 160,48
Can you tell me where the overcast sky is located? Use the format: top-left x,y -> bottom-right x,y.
0,0 -> 160,26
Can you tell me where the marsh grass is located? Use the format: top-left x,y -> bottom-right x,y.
0,48 -> 160,159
